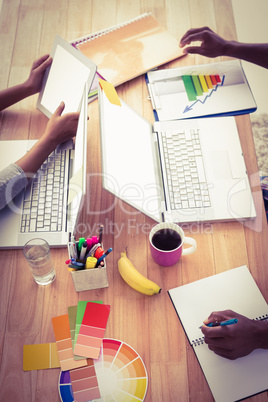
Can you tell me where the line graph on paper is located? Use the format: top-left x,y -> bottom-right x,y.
182,74 -> 225,113
147,60 -> 256,121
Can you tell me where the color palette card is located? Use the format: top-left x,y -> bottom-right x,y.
59,339 -> 148,401
73,301 -> 103,352
74,302 -> 110,359
23,342 -> 60,371
69,359 -> 101,402
52,314 -> 88,371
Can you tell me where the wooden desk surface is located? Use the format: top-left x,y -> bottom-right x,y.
0,1 -> 267,401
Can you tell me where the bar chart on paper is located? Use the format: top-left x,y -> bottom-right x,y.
182,74 -> 224,101
146,60 -> 257,120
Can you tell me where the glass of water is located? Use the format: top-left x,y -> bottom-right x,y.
23,238 -> 56,285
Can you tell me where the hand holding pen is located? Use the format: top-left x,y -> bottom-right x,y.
200,309 -> 268,360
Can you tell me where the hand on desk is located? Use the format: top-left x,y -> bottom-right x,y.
201,309 -> 268,360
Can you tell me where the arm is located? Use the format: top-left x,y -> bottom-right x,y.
16,102 -> 80,175
0,54 -> 52,111
201,310 -> 268,360
180,27 -> 268,69
0,102 -> 79,210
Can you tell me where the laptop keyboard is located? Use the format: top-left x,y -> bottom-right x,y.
20,149 -> 67,233
161,129 -> 211,210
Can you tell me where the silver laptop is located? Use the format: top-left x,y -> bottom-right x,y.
99,86 -> 256,223
0,83 -> 88,248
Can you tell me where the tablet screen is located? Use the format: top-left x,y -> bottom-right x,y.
37,36 -> 96,118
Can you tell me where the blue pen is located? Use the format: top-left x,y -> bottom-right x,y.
207,318 -> 238,327
95,247 -> 113,267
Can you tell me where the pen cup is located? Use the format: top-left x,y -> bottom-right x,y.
23,238 -> 56,285
149,222 -> 197,267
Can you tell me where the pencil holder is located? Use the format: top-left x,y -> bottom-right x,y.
71,262 -> 109,292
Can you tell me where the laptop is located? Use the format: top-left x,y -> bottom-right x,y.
0,38 -> 94,248
98,86 -> 256,224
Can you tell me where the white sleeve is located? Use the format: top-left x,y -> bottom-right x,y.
0,163 -> 28,210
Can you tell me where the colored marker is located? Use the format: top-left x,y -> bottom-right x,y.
95,248 -> 113,267
78,237 -> 86,252
98,224 -> 104,244
79,241 -> 88,261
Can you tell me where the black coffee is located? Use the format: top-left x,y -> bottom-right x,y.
152,229 -> 182,251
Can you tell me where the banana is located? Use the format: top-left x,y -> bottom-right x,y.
118,251 -> 161,296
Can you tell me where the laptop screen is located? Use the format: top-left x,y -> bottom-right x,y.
99,87 -> 163,221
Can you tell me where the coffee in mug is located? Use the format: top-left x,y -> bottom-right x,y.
149,222 -> 197,267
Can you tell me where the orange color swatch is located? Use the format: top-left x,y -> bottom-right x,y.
52,314 -> 88,371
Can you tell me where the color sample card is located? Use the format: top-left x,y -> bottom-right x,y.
59,339 -> 148,401
68,305 -> 85,361
69,359 -> 101,402
73,301 -> 103,349
52,314 -> 88,371
23,342 -> 60,371
74,302 -> 110,359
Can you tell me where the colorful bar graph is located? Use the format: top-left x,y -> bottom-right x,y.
183,74 -> 222,102
205,75 -> 213,89
191,76 -> 203,96
210,75 -> 217,85
199,75 -> 208,92
182,75 -> 197,101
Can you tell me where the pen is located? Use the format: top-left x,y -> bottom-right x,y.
206,318 -> 238,327
95,247 -> 113,267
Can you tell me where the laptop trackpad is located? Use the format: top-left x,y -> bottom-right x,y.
210,151 -> 234,180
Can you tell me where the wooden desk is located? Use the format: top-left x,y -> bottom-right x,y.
0,1 -> 267,401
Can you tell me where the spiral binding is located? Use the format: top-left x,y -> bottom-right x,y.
72,13 -> 151,47
255,313 -> 268,321
191,337 -> 205,347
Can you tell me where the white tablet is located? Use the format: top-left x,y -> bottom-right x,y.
37,35 -> 97,118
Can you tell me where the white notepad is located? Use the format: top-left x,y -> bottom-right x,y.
168,266 -> 268,402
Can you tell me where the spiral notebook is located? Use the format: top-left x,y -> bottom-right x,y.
71,13 -> 184,100
168,266 -> 268,402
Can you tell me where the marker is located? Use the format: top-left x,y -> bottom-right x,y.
86,238 -> 93,251
98,224 -> 104,244
91,236 -> 99,246
79,241 -> 88,261
78,237 -> 86,252
206,318 -> 238,327
95,248 -> 113,267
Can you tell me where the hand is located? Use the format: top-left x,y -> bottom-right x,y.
201,310 -> 260,360
24,54 -> 52,95
43,101 -> 80,148
179,27 -> 229,58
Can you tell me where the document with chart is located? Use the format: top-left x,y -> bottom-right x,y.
146,60 -> 257,120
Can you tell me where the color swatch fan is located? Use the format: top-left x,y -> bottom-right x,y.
59,338 -> 148,401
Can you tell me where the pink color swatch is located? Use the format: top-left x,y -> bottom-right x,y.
69,360 -> 101,402
74,302 -> 110,359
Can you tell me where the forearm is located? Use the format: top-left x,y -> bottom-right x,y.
0,82 -> 34,111
223,41 -> 268,69
15,136 -> 58,176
